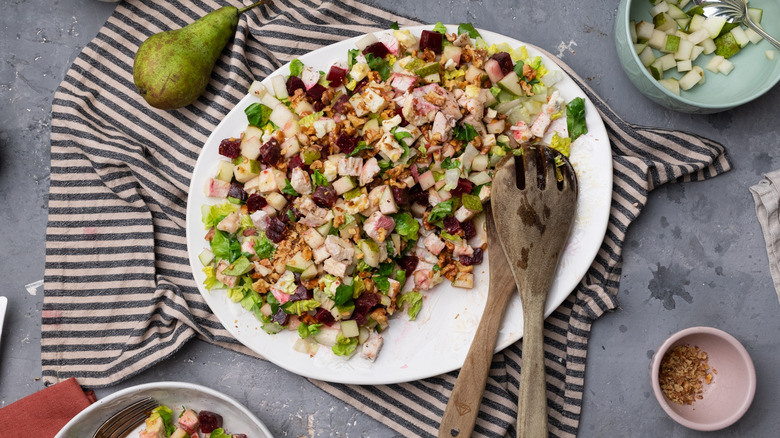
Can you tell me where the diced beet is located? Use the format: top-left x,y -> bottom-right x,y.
265,216 -> 287,243
246,193 -> 267,212
460,219 -> 476,240
352,292 -> 382,325
314,307 -> 335,326
391,187 -> 409,207
490,52 -> 514,75
394,106 -> 409,127
397,255 -> 419,273
352,79 -> 368,95
313,101 -> 325,112
218,138 -> 241,159
228,182 -> 247,202
272,307 -> 289,326
409,184 -> 429,206
198,411 -> 223,434
326,65 -> 348,87
362,41 -> 391,59
288,155 -> 305,170
450,178 -> 474,197
460,247 -> 483,266
332,94 -> 350,114
259,138 -> 281,166
286,75 -> 306,96
306,83 -> 327,101
419,30 -> 443,54
312,185 -> 338,208
443,217 -> 461,235
290,284 -> 312,302
336,133 -> 358,154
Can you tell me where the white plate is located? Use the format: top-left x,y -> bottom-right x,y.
55,381 -> 273,438
186,25 -> 612,385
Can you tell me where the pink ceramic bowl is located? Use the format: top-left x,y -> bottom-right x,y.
650,327 -> 756,431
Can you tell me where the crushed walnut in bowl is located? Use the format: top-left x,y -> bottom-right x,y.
650,327 -> 756,431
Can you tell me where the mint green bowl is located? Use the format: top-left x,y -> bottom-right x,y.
615,0 -> 780,113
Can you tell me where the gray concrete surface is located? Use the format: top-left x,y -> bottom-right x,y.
2,0 -> 779,436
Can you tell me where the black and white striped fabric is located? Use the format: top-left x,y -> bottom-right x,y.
43,1 -> 731,437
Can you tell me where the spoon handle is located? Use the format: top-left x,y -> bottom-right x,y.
438,285 -> 516,438
744,15 -> 780,51
516,297 -> 548,438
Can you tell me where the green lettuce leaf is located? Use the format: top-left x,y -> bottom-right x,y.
432,22 -> 447,34
397,291 -> 423,320
289,58 -> 304,77
428,200 -> 454,222
245,102 -> 273,128
393,212 -> 420,241
332,333 -> 358,356
254,233 -> 276,260
457,23 -> 481,39
566,97 -> 588,142
203,202 -> 239,229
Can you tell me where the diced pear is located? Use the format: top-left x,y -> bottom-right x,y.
674,39 -> 694,60
687,29 -> 709,45
679,68 -> 703,90
675,18 -> 690,30
658,78 -> 681,96
648,29 -> 668,50
689,14 -> 706,33
703,16 -> 727,39
714,33 -> 740,58
662,34 -> 681,53
240,125 -> 264,160
694,66 -> 706,85
717,58 -> 734,75
745,28 -> 763,44
234,157 -> 261,183
265,192 -> 287,211
634,42 -> 648,54
748,7 -> 763,24
767,50 -> 776,60
730,27 -> 750,48
700,38 -> 717,55
676,60 -> 692,72
215,160 -> 235,182
636,20 -> 655,42
705,55 -> 725,73
650,2 -> 670,17
639,46 -> 656,67
658,53 -> 677,71
653,12 -> 678,33
630,20 -> 638,43
691,45 -> 705,61
667,3 -> 687,20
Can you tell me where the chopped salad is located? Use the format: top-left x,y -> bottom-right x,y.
139,406 -> 244,438
198,22 -> 587,361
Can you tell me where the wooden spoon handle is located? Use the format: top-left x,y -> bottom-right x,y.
438,288 -> 515,438
516,301 -> 548,438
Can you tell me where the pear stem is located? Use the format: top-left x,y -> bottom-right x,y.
239,0 -> 270,14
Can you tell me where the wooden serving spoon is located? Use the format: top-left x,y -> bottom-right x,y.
438,203 -> 517,438
492,146 -> 577,438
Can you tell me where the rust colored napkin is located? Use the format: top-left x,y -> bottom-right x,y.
0,377 -> 96,438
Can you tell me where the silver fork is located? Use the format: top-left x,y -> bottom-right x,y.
92,396 -> 159,438
694,0 -> 780,50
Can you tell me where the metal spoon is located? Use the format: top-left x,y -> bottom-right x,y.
694,0 -> 780,50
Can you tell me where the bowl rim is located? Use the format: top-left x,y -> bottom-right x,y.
618,0 -> 780,110
650,326 -> 756,431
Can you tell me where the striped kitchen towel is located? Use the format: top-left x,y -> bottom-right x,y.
43,1 -> 731,437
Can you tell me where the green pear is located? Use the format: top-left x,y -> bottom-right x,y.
133,2 -> 265,110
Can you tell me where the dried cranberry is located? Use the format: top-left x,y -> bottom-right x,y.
286,75 -> 305,95
443,217 -> 461,235
265,217 -> 287,243
460,220 -> 476,240
362,41 -> 390,58
450,178 -> 474,197
352,292 -> 381,325
246,193 -> 267,212
290,284 -> 312,302
331,94 -> 350,114
419,30 -> 443,54
397,255 -> 419,273
272,307 -> 289,325
288,155 -> 305,170
336,133 -> 358,154
312,185 -> 338,208
326,65 -> 347,87
314,307 -> 335,326
259,138 -> 281,166
279,205 -> 302,223
198,411 -> 223,433
409,185 -> 429,206
460,247 -> 484,266
306,83 -> 327,101
490,52 -> 514,75
391,187 -> 409,207
218,138 -> 241,159
227,182 -> 247,201
394,106 -> 409,127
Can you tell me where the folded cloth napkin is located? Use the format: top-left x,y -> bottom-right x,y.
750,169 -> 780,302
0,377 -> 96,438
42,1 -> 731,437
